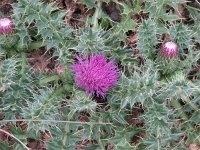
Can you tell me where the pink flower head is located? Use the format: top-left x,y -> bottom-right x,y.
161,41 -> 178,58
0,18 -> 13,33
56,65 -> 64,74
72,54 -> 119,97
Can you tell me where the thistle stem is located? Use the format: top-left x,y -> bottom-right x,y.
0,119 -> 112,125
0,128 -> 30,150
61,110 -> 75,150
20,52 -> 26,77
92,0 -> 101,31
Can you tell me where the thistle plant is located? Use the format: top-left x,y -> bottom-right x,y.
0,0 -> 200,149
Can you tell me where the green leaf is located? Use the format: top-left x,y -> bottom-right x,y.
121,3 -> 132,15
80,0 -> 96,9
121,97 -> 130,109
117,15 -> 136,33
162,12 -> 180,22
112,114 -> 127,124
116,138 -> 134,150
0,141 -> 13,150
26,13 -> 39,23
189,111 -> 200,124
110,127 -> 139,149
137,18 -> 157,58
186,130 -> 200,144
69,90 -> 97,112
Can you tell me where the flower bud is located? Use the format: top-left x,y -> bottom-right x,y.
0,18 -> 13,34
161,41 -> 178,58
56,65 -> 64,74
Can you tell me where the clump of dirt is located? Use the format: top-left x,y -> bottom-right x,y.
127,104 -> 146,145
27,138 -> 46,150
128,104 -> 144,127
75,140 -> 93,150
187,65 -> 200,80
0,114 -> 5,120
40,130 -> 52,141
0,0 -> 16,15
16,117 -> 28,131
131,131 -> 146,145
27,49 -> 56,74
64,0 -> 95,28
0,124 -> 14,146
102,2 -> 121,22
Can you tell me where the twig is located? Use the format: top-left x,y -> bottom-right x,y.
195,0 -> 200,6
0,128 -> 30,150
0,119 -> 112,125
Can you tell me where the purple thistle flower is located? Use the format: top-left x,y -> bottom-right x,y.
161,41 -> 178,58
72,54 -> 119,97
0,18 -> 13,33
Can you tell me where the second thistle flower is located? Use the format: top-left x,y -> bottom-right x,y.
72,54 -> 119,97
0,17 -> 13,34
161,41 -> 178,58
